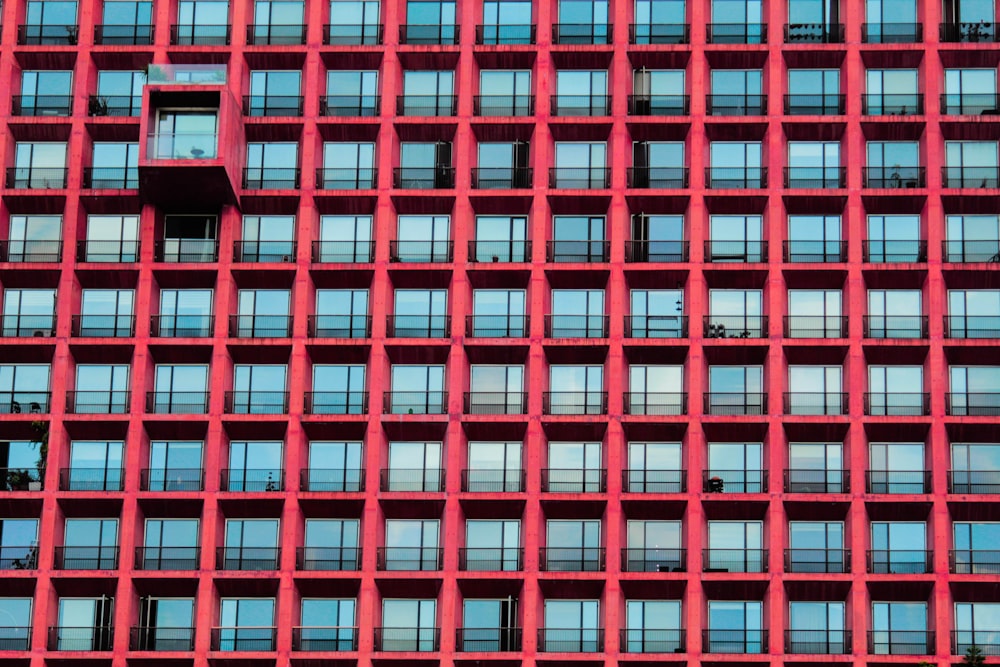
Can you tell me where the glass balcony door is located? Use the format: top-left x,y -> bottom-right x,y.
148,440 -> 203,490
69,440 -> 124,491
707,601 -> 763,652
707,442 -> 763,492
381,599 -> 437,650
387,440 -> 442,490
63,519 -> 118,569
465,520 -> 521,570
543,600 -> 600,651
869,442 -> 925,492
223,520 -> 279,569
788,522 -> 845,572
155,111 -> 218,159
300,598 -> 356,649
320,215 -> 373,262
389,366 -> 445,414
312,365 -> 366,414
57,597 -> 113,650
143,519 -> 199,570
467,441 -> 522,491
137,597 -> 194,650
228,441 -> 282,491
474,215 -> 528,261
308,441 -> 363,491
547,442 -> 602,491
304,519 -> 359,568
218,598 -> 275,650
315,289 -> 368,337
789,602 -> 846,653
472,289 -> 527,336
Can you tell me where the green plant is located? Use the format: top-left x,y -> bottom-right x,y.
5,469 -> 32,490
29,420 -> 49,477
964,645 -> 986,667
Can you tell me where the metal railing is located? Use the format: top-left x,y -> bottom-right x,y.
65,391 -> 130,414
210,627 -> 278,651
463,391 -> 528,415
783,315 -> 848,338
784,22 -> 845,42
783,93 -> 845,115
140,468 -> 205,491
623,392 -> 687,415
704,315 -> 768,338
943,240 -> 1000,263
312,240 -> 374,263
59,467 -> 124,491
953,631 -> 1000,656
228,314 -> 292,338
0,239 -> 63,263
471,167 -> 533,189
552,23 -> 612,43
145,391 -> 209,414
783,469 -> 849,493
541,468 -> 607,492
703,470 -> 768,493
941,22 -> 997,42
862,93 -> 924,115
706,23 -> 767,43
0,627 -> 31,650
863,240 -> 927,262
865,470 -> 932,493
866,314 -> 931,340
170,23 -> 231,44
783,166 -> 847,188
948,470 -> 1000,494
460,468 -> 526,492
867,549 -> 933,574
48,626 -> 114,651
457,627 -> 523,651
458,547 -> 524,571
863,392 -> 930,416
630,22 -> 690,43
6,167 -> 68,189
379,468 -> 445,492
544,314 -> 609,338
550,95 -> 612,116
216,546 -> 280,570
625,239 -> 689,262
0,391 -> 50,414
945,316 -> 1000,339
82,167 -> 139,189
223,391 -> 290,414
542,391 -> 609,415
783,392 -> 849,416
947,393 -> 1000,416
242,167 -> 300,189
390,240 -> 454,262
247,23 -> 307,44
465,314 -> 529,338
392,167 -> 456,188
473,94 -> 535,116
468,239 -> 531,263
475,24 -> 535,44
950,549 -> 1000,574
627,166 -> 689,188
387,314 -> 450,338
154,239 -> 219,263
546,239 -> 610,262
0,545 -> 39,569
702,629 -> 768,653
621,548 -> 687,572
862,22 -> 922,42
705,168 -> 768,189
300,468 -> 365,492
233,240 -> 296,263
70,314 -> 134,337
292,626 -> 359,651
54,545 -> 120,570
220,469 -> 284,492
706,94 -> 767,115
18,24 -> 79,45
548,167 -> 611,188
863,166 -> 926,188
377,547 -> 443,571
396,95 -> 457,116
76,240 -> 139,262
1,314 -> 55,337
627,94 -> 690,115
942,93 -> 1000,115
704,393 -> 768,416
303,391 -> 369,415
12,95 -> 72,116
295,546 -> 362,570
399,24 -> 459,44
783,240 -> 847,262
868,630 -> 934,655
324,23 -> 382,44
308,314 -> 372,338
943,166 -> 1000,188
785,629 -> 851,653
622,469 -> 686,493
316,167 -> 376,189
321,95 -> 381,116
94,24 -> 154,44
784,548 -> 850,573
383,392 -> 448,415
703,548 -> 768,573
150,314 -> 214,337
134,546 -> 201,570
129,626 -> 196,651
373,626 -> 440,651
625,315 -> 688,339
241,95 -> 303,116
88,94 -> 142,116
537,628 -> 604,652
539,547 -> 606,571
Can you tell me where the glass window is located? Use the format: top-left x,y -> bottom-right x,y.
869,441 -> 926,492
328,0 -> 379,42
381,599 -> 437,650
227,441 -> 283,491
307,441 -> 364,491
303,519 -> 360,569
63,518 -> 118,569
707,442 -> 764,492
326,70 -> 379,115
625,520 -> 683,571
240,214 -> 296,260
148,440 -> 204,491
868,366 -> 925,415
548,365 -> 604,414
386,440 -> 442,489
542,600 -> 600,651
299,598 -> 356,649
545,521 -> 602,571
467,441 -> 523,491
465,520 -> 520,570
315,289 -> 369,337
13,142 -> 67,188
218,598 -> 275,649
871,602 -> 928,654
547,441 -> 602,491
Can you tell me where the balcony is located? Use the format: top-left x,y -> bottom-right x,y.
82,167 -> 139,190
624,392 -> 687,415
784,316 -> 848,339
627,166 -> 689,189
703,393 -> 767,416
548,167 -> 610,188
705,168 -> 767,189
1,468 -> 42,493
706,23 -> 767,43
151,314 -> 214,337
537,628 -> 604,652
379,468 -> 445,492
628,94 -> 690,115
623,469 -> 685,493
783,22 -> 845,42
220,469 -> 284,492
541,468 -> 607,492
863,316 -> 928,339
630,22 -> 690,43
243,167 -> 300,189
399,24 -> 459,44
59,468 -> 124,492
783,241 -> 847,264
48,626 -> 114,651
944,166 -> 1000,188
703,630 -> 768,653
216,546 -> 280,570
949,470 -> 1000,494
140,468 -> 205,492
784,166 -> 847,188
303,391 -> 369,415
704,315 -> 767,338
864,392 -> 930,416
947,393 -> 1000,416
390,240 -> 454,263
0,240 -> 62,263
210,627 -> 278,651
383,392 -> 448,415
300,468 -> 365,492
145,391 -> 209,414
88,94 -> 142,117
862,93 -> 924,115
308,314 -> 372,338
170,23 -> 231,44
784,548 -> 850,573
783,392 -> 849,416
550,95 -> 611,116
783,94 -> 845,115
134,546 -> 201,570
6,167 -> 68,189
543,392 -> 609,415
0,391 -> 50,414
312,240 -> 374,263
460,468 -> 526,492
241,95 -> 304,117
17,24 -> 79,45
77,240 -> 139,263
70,314 -> 134,338
154,239 -> 219,263
248,23 -> 307,44
65,391 -> 130,414
862,22 -> 922,42
473,94 -> 535,116
387,314 -> 450,338
621,547 -> 686,572
950,549 -> 1000,574
224,391 -> 290,414
545,314 -> 609,338
129,626 -> 196,651
317,167 -> 378,190
393,167 -> 456,189
458,547 -> 524,570
457,627 -> 523,652
471,167 -> 533,189
466,314 -> 529,338
944,240 -> 1000,263
228,314 -> 292,338
703,548 -> 768,573
704,470 -> 767,493
373,627 -> 440,652
53,546 -> 120,570
946,316 -> 1000,339
0,627 -> 31,650
377,547 -> 444,571
295,546 -> 362,570
1,314 -> 55,338
475,24 -> 536,44
784,469 -> 849,493
292,626 -> 359,651
706,94 -> 767,115
863,166 -> 926,189
12,95 -> 72,116
233,240 -> 296,263
321,95 -> 381,116
864,240 -> 927,263
941,22 -> 997,42
324,23 -> 382,44
463,392 -> 528,415
552,23 -> 612,44
868,630 -> 934,655
786,630 -> 851,654
540,547 -> 606,571
954,632 -> 1000,656
867,549 -> 933,574
94,24 -> 154,44
865,470 -> 932,493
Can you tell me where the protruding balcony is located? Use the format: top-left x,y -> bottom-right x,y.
622,469 -> 686,493
627,94 -> 690,115
539,547 -> 606,571
783,166 -> 846,188
48,626 -> 114,651
54,546 -> 120,570
546,240 -> 610,262
248,23 -> 308,44
862,22 -> 922,42
863,240 -> 927,263
475,24 -> 536,44
541,468 -> 607,492
210,627 -> 278,651
621,547 -> 686,572
321,94 -> 380,116
861,93 -> 924,115
703,548 -> 768,573
863,167 -> 926,188
134,546 -> 201,570
300,468 -> 365,492
399,24 -> 459,44
702,629 -> 768,653
863,315 -> 929,339
706,94 -> 767,115
373,627 -> 440,652
947,392 -> 1000,416
783,392 -> 849,416
629,23 -> 690,43
308,314 -> 372,338
304,391 -> 368,415
295,546 -> 362,570
59,468 -> 124,491
783,22 -> 845,42
471,167 -> 533,189
458,547 -> 524,570
457,627 -> 523,651
784,548 -> 850,573
783,469 -> 849,493
943,166 -> 1000,188
140,468 -> 205,491
379,468 -> 445,491
627,166 -> 689,188
623,392 -> 687,415
324,23 -> 382,44
550,95 -> 611,116
537,628 -> 604,652
703,393 -> 767,416
216,546 -> 280,570
706,23 -> 766,43
461,468 -> 525,492
867,549 -> 933,574
377,547 -> 444,570
94,24 -> 154,44
170,23 -> 232,44
18,24 -> 79,45
783,94 -> 845,115
868,630 -> 934,655
704,470 -> 767,494
864,393 -> 930,416
705,168 -> 767,189
545,315 -> 609,338
224,391 -> 290,414
950,549 -> 1000,574
387,315 -> 450,338
865,470 -> 932,493
704,315 -> 768,338
463,391 -> 528,415
292,626 -> 359,651
12,95 -> 73,116
151,314 -> 214,337
785,630 -> 851,654
552,23 -> 612,44
129,626 -> 196,651
941,22 -> 997,42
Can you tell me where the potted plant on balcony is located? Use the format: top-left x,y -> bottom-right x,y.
28,420 -> 48,491
964,645 -> 986,666
5,469 -> 32,491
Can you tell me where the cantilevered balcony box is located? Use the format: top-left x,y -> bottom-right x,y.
137,64 -> 244,209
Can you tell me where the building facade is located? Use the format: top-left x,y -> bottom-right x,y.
0,0 -> 999,665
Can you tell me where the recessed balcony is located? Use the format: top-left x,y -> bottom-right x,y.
539,547 -> 606,571
784,548 -> 850,573
703,393 -> 767,416
295,546 -> 362,570
783,166 -> 847,188
703,629 -> 768,653
324,23 -> 382,44
783,392 -> 849,416
783,22 -> 844,42
706,23 -> 767,43
129,626 -> 196,651
303,391 -> 368,415
53,546 -> 120,570
865,470 -> 932,493
248,23 -> 307,44
783,469 -> 849,493
373,627 -> 441,652
134,546 -> 201,571
861,93 -> 924,115
863,240 -> 927,263
475,24 -> 536,44
379,467 -> 445,491
140,468 -> 205,491
703,548 -> 768,573
706,94 -> 767,115
1,314 -> 55,338
620,547 -> 686,572
783,93 -> 845,115
867,630 -> 934,655
458,547 -> 524,570
623,392 -> 687,415
863,167 -> 926,188
785,630 -> 851,654
627,94 -> 690,115
12,95 -> 72,116
321,94 -> 381,116
94,23 -> 153,44
537,628 -> 604,652
292,626 -> 359,651
399,24 -> 459,44
943,166 -> 1000,188
622,469 -> 686,493
463,391 -> 528,415
210,627 -> 278,651
215,546 -> 280,570
456,627 -> 523,652
460,468 -> 525,492
704,315 -> 768,338
867,549 -> 933,574
170,23 -> 231,44
299,468 -> 365,492
307,314 -> 372,338
58,468 -> 124,491
950,549 -> 1000,574
377,546 -> 444,571
862,22 -> 922,42
946,392 -> 1000,416
552,23 -> 612,44
629,22 -> 690,43
471,167 -> 533,189
705,168 -> 767,189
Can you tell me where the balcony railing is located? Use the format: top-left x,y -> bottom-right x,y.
704,315 -> 768,338
134,546 -> 201,570
465,315 -> 529,339
703,393 -> 767,416
783,94 -> 845,115
312,240 -> 374,263
863,393 -> 930,416
621,548 -> 686,572
942,93 -> 1000,115
552,23 -> 612,44
863,316 -> 929,339
542,391 -> 609,415
705,168 -> 767,189
541,468 -> 607,492
953,632 -> 1000,656
863,240 -> 927,263
786,630 -> 851,654
396,95 -> 457,116
783,316 -> 848,338
706,23 -> 767,43
82,167 -> 139,189
324,23 -> 382,44
150,314 -> 214,337
390,240 -> 454,263
0,627 -> 31,650
220,469 -> 284,492
316,167 -> 376,189
625,239 -> 688,263
783,240 -> 847,263
625,314 -> 688,339
949,470 -> 1000,494
458,547 -> 524,571
548,167 -> 610,188
154,239 -> 219,263
475,24 -> 536,44
18,24 -> 79,45
76,240 -> 139,262
457,627 -> 523,651
140,468 -> 205,492
129,626 -> 196,651
224,391 -> 290,414
295,546 -> 362,570
550,95 -> 611,116
383,391 -> 448,415
94,24 -> 154,44
228,314 -> 292,338
862,22 -> 922,42
863,166 -> 926,189
783,166 -> 847,188
145,391 -> 209,414
210,627 -> 278,651
65,391 -> 130,414
868,630 -> 934,655
703,548 -> 769,573
377,546 -> 444,571
539,547 -> 606,571
473,94 -> 535,116
12,95 -> 72,116
784,548 -> 850,573
463,391 -> 528,415
300,468 -> 365,492
471,167 -> 533,189
216,546 -> 280,570
88,94 -> 142,116
620,628 -> 685,653
292,626 -> 359,651
393,167 -> 456,189
386,314 -> 450,338
546,240 -> 610,262
627,166 -> 689,188
950,549 -> 1000,574
865,470 -> 932,494
303,391 -> 369,415
0,468 -> 42,493
399,24 -> 459,44
308,314 -> 372,338
784,469 -> 849,494
321,95 -> 381,116
946,316 -> 1000,339
0,391 -> 50,414
70,314 -> 134,338
630,22 -> 690,43
373,627 -> 440,651
706,94 -> 767,115
947,393 -> 1000,416
703,470 -> 768,493
242,167 -> 301,189
461,468 -> 526,492
783,392 -> 849,416
624,392 -> 687,415
379,468 -> 445,492
242,95 -> 303,116
170,23 -> 231,44
784,22 -> 845,42
703,629 -> 768,653
941,22 -> 997,42
545,314 -> 609,338
6,167 -> 68,189
1,314 -> 55,338
247,23 -> 307,44
944,240 -> 1000,263
537,628 -> 605,652
627,94 -> 690,115
0,240 -> 63,263
54,545 -> 120,570
861,94 -> 925,118
233,240 -> 296,263
943,166 -> 1000,188
622,469 -> 685,493
867,549 -> 933,574
48,626 -> 114,651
